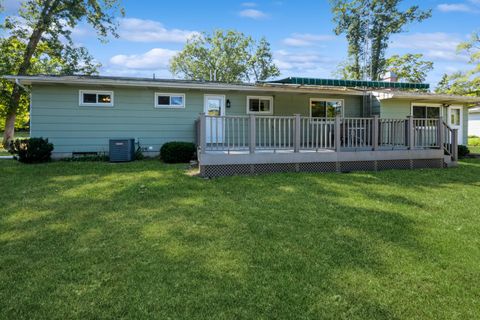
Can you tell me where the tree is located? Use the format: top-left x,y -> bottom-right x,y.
330,0 -> 431,80
385,54 -> 433,83
1,0 -> 124,147
436,32 -> 479,96
170,30 -> 279,83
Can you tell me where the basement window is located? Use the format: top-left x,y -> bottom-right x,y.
155,93 -> 185,108
79,90 -> 114,107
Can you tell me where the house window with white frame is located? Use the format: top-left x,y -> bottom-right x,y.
412,105 -> 440,118
310,99 -> 343,118
79,90 -> 113,107
246,96 -> 273,114
155,93 -> 185,108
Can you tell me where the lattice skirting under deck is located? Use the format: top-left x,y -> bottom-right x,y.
200,158 -> 444,177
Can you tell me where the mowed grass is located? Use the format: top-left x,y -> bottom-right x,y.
0,131 -> 29,155
1,160 -> 480,319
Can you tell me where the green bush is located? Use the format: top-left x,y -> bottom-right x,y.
160,142 -> 196,163
458,145 -> 470,158
9,137 -> 54,163
468,137 -> 480,146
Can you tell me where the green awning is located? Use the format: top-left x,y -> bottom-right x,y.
264,77 -> 429,90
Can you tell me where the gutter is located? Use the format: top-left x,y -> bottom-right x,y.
15,78 -> 31,93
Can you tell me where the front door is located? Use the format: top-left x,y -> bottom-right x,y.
448,106 -> 463,144
204,95 -> 225,143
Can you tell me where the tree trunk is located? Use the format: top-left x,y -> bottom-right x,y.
2,0 -> 56,146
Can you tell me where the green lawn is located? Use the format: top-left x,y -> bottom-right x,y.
1,160 -> 480,319
0,131 -> 29,155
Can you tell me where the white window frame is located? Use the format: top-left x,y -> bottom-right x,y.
154,93 -> 186,109
309,98 -> 344,118
79,90 -> 114,107
410,103 -> 443,118
246,96 -> 274,115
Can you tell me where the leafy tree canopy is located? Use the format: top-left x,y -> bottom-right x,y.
330,0 -> 431,80
436,32 -> 480,96
170,30 -> 280,83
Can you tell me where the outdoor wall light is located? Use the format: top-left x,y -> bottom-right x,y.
226,99 -> 231,108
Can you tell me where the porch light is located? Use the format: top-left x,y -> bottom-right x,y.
226,99 -> 231,108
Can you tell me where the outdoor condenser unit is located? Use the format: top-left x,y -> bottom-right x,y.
109,139 -> 135,162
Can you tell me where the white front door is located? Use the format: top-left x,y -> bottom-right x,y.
448,106 -> 463,144
204,95 -> 225,143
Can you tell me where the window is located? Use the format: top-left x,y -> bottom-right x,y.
79,90 -> 114,106
155,93 -> 185,108
246,96 -> 273,114
412,105 -> 440,118
310,99 -> 343,118
451,108 -> 461,125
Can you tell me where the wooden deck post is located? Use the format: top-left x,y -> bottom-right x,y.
199,113 -> 206,154
294,114 -> 301,153
335,115 -> 341,152
249,114 -> 256,154
372,115 -> 379,151
407,116 -> 414,150
452,129 -> 458,161
437,116 -> 444,149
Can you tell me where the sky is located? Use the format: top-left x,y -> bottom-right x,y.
1,0 -> 479,87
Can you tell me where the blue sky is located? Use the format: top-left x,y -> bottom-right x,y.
1,0 -> 479,86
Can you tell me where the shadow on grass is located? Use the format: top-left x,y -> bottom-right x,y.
1,160 -> 480,319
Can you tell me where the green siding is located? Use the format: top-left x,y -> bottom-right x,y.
379,100 -> 469,145
31,85 -> 362,155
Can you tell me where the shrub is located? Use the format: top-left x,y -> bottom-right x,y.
468,137 -> 480,146
458,145 -> 470,158
9,137 -> 54,163
160,141 -> 196,163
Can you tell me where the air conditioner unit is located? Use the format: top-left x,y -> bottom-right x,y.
109,139 -> 135,162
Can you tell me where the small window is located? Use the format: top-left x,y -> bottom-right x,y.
412,105 -> 440,118
79,90 -> 113,106
155,93 -> 185,108
247,96 -> 273,114
310,99 -> 343,118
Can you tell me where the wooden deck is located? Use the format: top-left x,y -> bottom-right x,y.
196,114 -> 458,177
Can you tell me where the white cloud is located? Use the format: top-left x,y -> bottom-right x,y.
241,2 -> 257,7
437,3 -> 472,12
118,18 -> 198,43
283,33 -> 335,46
273,50 -> 339,77
390,32 -> 469,62
239,9 -> 268,19
109,48 -> 177,70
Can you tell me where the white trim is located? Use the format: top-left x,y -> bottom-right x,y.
246,96 -> 274,115
448,105 -> 463,144
309,98 -> 345,118
79,90 -> 114,107
410,102 -> 443,117
154,92 -> 186,109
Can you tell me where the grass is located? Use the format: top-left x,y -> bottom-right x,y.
1,160 -> 480,319
0,131 -> 29,156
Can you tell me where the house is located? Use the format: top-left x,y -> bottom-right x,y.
5,75 -> 480,177
469,106 -> 480,137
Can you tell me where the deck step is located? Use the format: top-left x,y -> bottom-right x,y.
444,155 -> 457,168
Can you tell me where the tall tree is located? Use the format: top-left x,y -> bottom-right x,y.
385,54 -> 433,83
170,30 -> 279,83
436,32 -> 479,96
1,0 -> 124,147
330,0 -> 431,80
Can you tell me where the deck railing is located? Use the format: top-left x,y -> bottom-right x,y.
197,114 -> 457,156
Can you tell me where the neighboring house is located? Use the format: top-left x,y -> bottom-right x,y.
469,106 -> 480,137
5,75 -> 480,176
